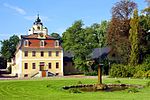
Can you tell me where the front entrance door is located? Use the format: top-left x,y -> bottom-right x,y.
42,71 -> 46,77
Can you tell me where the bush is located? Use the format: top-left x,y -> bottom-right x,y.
128,87 -> 139,93
133,70 -> 145,78
133,63 -> 150,78
109,64 -> 128,77
146,81 -> 150,87
109,59 -> 150,78
145,70 -> 150,78
85,71 -> 97,76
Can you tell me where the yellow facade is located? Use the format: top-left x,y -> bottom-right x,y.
12,49 -> 63,78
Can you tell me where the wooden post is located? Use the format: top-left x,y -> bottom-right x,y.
98,64 -> 102,84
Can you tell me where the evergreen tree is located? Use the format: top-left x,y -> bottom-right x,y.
129,9 -> 139,66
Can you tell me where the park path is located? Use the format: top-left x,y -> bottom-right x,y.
0,74 -> 108,80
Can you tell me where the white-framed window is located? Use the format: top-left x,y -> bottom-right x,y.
48,51 -> 52,56
32,51 -> 36,57
40,40 -> 45,47
56,62 -> 59,68
55,40 -> 59,47
24,51 -> 28,57
32,63 -> 36,69
56,51 -> 59,57
24,40 -> 29,47
41,51 -> 44,57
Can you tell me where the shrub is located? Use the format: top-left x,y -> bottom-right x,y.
133,63 -> 150,78
133,70 -> 145,78
146,81 -> 150,87
145,70 -> 150,78
128,87 -> 139,93
109,64 -> 128,77
125,65 -> 135,77
85,71 -> 97,76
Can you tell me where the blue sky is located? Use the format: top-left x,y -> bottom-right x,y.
0,0 -> 148,41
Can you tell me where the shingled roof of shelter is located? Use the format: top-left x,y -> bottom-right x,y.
63,47 -> 111,60
91,47 -> 111,59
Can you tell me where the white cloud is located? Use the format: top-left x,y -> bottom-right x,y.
24,15 -> 50,22
3,3 -> 26,15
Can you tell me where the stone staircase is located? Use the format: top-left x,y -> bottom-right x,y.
30,71 -> 40,78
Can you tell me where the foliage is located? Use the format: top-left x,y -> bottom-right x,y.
84,71 -> 98,76
133,70 -> 145,78
91,20 -> 109,48
128,87 -> 139,93
114,80 -> 121,83
109,64 -> 128,77
138,5 -> 150,62
69,88 -> 81,93
146,81 -> 150,87
129,9 -> 139,66
0,35 -> 19,62
107,0 -> 137,64
109,64 -> 135,78
50,33 -> 62,40
0,57 -> 7,69
145,70 -> 150,78
62,20 -> 97,72
133,63 -> 150,78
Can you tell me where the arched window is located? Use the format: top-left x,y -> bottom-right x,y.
24,40 -> 29,47
40,40 -> 45,47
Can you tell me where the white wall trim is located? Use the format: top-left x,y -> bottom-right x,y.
22,58 -> 61,61
61,50 -> 64,76
18,49 -> 22,77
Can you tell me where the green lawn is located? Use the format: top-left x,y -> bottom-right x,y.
0,77 -> 150,100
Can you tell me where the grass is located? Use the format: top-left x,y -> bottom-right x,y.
0,77 -> 150,100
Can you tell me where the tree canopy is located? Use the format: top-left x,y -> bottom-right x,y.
0,35 -> 19,62
62,20 -> 97,72
107,0 -> 137,64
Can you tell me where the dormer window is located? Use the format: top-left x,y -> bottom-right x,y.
55,40 -> 59,47
40,40 -> 45,47
24,40 -> 29,47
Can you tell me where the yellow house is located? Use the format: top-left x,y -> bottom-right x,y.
12,15 -> 63,78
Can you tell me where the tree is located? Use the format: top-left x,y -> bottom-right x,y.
50,33 -> 61,40
91,20 -> 109,48
62,20 -> 97,72
0,35 -> 19,62
107,0 -> 137,64
129,9 -> 139,66
0,57 -> 7,69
